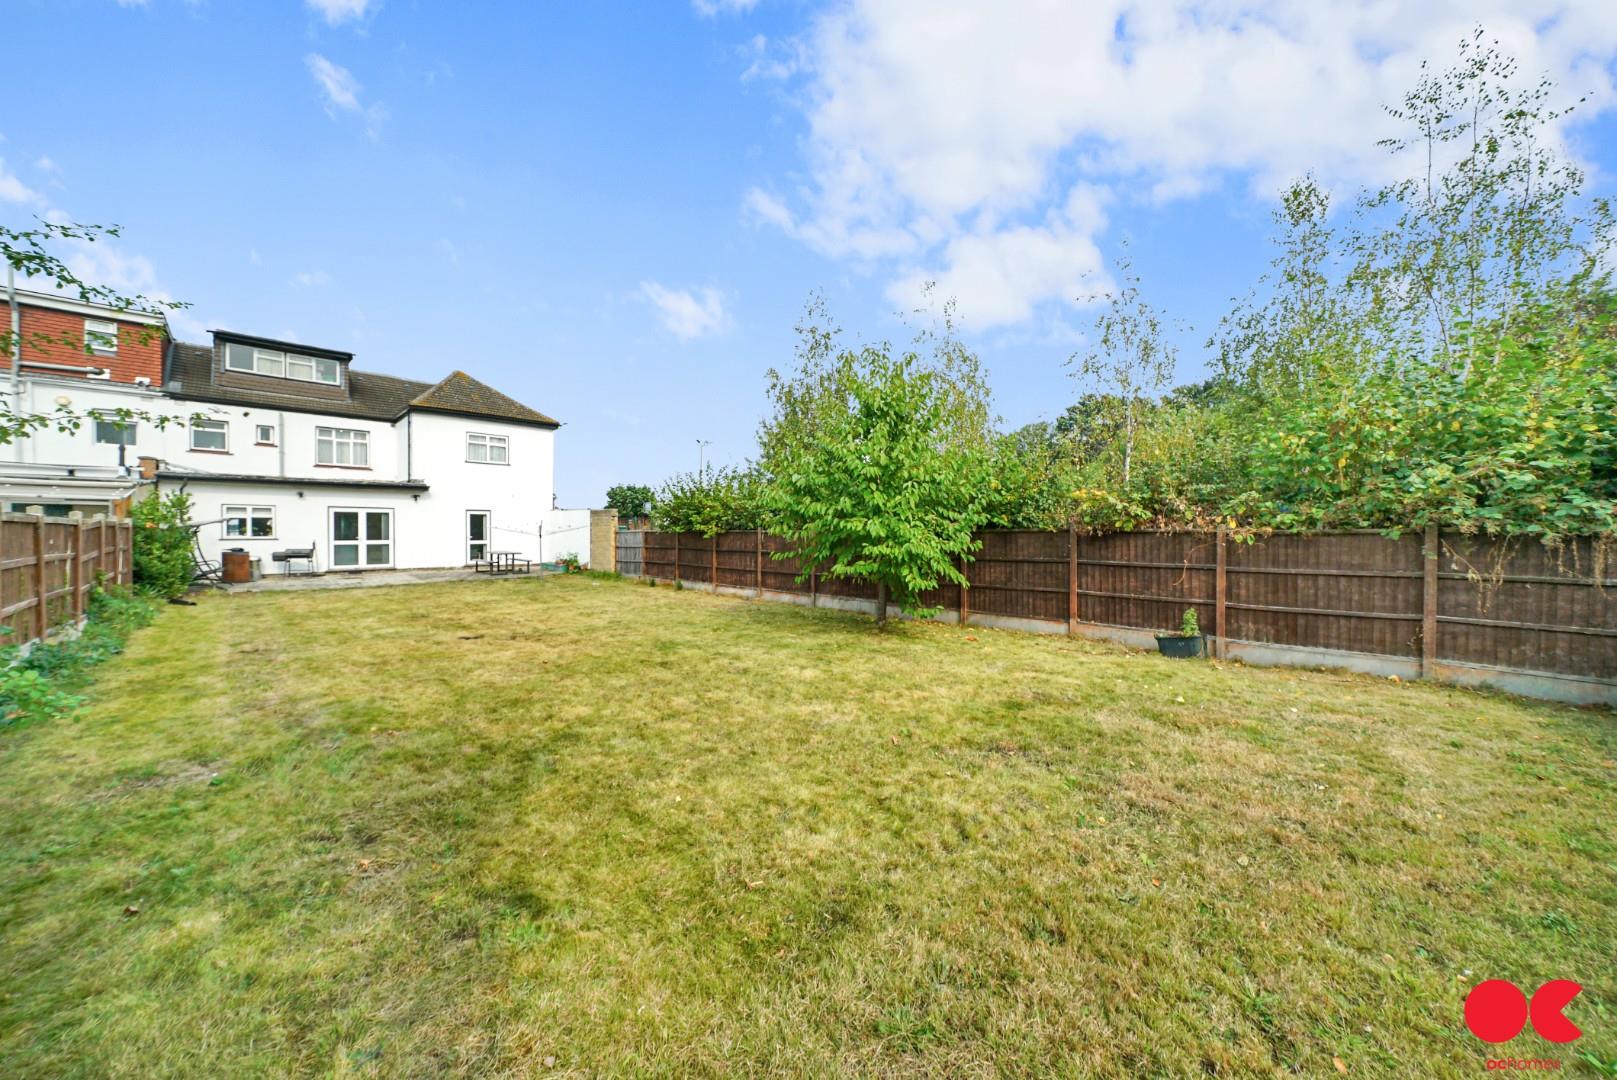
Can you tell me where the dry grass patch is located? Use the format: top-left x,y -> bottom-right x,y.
0,574 -> 1613,1077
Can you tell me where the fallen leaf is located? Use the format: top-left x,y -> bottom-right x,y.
1334,1056 -> 1348,1073
543,1056 -> 557,1068
964,635 -> 978,642
123,905 -> 139,917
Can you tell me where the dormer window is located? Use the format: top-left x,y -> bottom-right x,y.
85,319 -> 118,355
224,342 -> 340,386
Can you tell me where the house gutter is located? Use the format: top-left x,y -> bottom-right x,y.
20,360 -> 111,376
6,265 -> 19,422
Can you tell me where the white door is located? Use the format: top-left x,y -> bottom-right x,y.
467,511 -> 490,563
330,508 -> 393,568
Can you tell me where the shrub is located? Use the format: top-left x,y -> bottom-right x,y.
1,586 -> 156,727
651,467 -> 767,536
131,490 -> 195,598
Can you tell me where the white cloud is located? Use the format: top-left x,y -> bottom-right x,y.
741,34 -> 797,82
306,53 -> 362,112
753,1 -> 1617,327
640,282 -> 731,340
693,0 -> 757,16
0,158 -> 40,204
306,0 -> 376,25
292,269 -> 332,288
885,184 -> 1112,326
305,53 -> 387,138
34,155 -> 58,173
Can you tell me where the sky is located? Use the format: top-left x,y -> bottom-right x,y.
4,1 -> 1617,506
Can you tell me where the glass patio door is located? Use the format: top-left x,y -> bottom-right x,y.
330,508 -> 393,568
467,511 -> 490,563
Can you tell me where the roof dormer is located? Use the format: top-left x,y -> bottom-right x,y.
211,331 -> 353,403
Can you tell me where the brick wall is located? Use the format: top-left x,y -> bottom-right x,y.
589,508 -> 618,572
0,301 -> 166,385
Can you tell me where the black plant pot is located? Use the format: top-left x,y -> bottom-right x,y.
1156,634 -> 1206,659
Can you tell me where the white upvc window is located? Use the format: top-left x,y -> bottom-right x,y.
92,411 -> 137,445
466,432 -> 509,464
222,505 -> 275,539
256,423 -> 276,445
85,319 -> 118,355
190,418 -> 229,451
224,342 -> 341,386
317,426 -> 369,466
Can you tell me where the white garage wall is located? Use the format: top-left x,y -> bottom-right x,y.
540,509 -> 592,564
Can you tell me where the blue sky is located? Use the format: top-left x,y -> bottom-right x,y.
4,1 -> 1617,505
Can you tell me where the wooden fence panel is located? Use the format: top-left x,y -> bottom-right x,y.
1078,532 -> 1214,634
675,533 -> 714,584
1436,534 -> 1615,678
642,531 -> 676,581
715,531 -> 757,590
759,533 -> 811,595
968,529 -> 1067,622
0,513 -> 134,648
615,529 -> 644,578
1226,532 -> 1424,658
627,526 -> 1611,699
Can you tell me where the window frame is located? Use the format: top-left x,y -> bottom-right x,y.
189,418 -> 230,452
255,423 -> 277,445
221,504 -> 276,540
91,411 -> 138,446
84,319 -> 118,356
466,431 -> 510,465
223,342 -> 342,386
316,426 -> 370,467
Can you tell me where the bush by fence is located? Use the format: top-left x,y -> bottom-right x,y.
622,527 -> 1614,706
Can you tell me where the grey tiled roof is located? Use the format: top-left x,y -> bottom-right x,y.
165,343 -> 558,427
409,370 -> 560,427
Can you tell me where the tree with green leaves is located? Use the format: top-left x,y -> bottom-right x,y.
2,218 -> 193,445
1069,252 -> 1180,488
604,483 -> 654,521
760,304 -> 993,624
649,466 -> 765,536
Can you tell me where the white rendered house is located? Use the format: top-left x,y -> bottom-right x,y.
1,288 -> 589,571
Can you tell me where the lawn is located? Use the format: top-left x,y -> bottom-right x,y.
1,575 -> 1612,1077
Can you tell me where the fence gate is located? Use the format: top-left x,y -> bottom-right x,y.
615,529 -> 644,578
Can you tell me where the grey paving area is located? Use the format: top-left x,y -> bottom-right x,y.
218,568 -> 545,593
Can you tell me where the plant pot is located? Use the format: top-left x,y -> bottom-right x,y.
1156,634 -> 1205,659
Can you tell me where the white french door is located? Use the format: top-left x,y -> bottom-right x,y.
330,508 -> 393,568
467,510 -> 490,563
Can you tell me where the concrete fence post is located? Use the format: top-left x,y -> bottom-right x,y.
1421,524 -> 1439,680
1214,525 -> 1228,659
